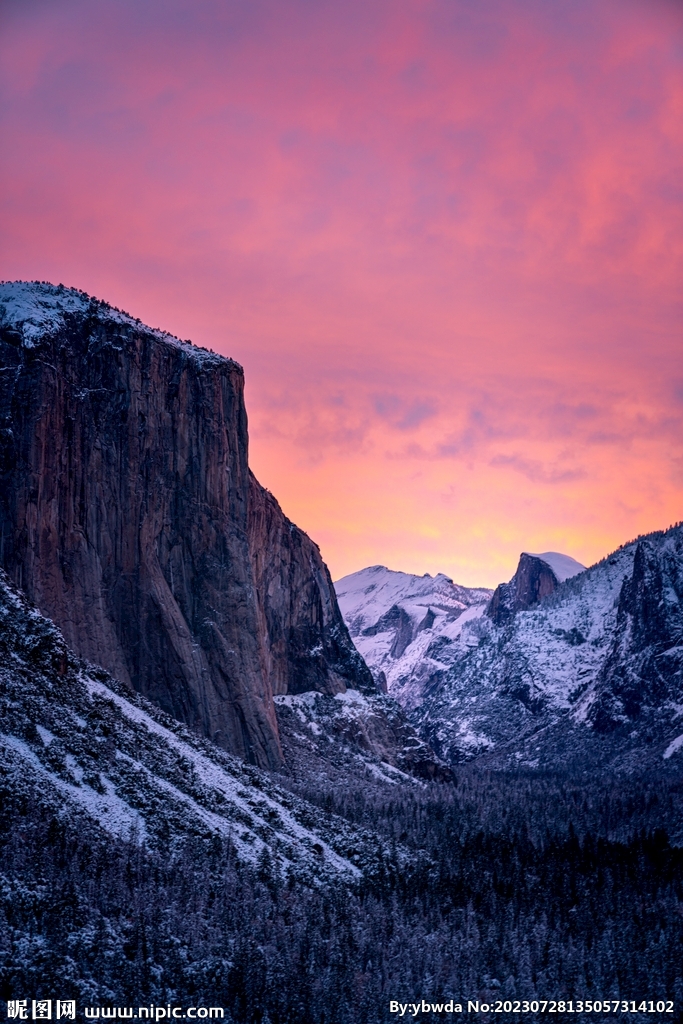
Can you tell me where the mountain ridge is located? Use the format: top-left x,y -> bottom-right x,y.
408,525 -> 683,768
335,527 -> 683,772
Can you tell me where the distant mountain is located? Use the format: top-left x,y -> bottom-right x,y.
411,525 -> 683,770
335,533 -> 683,772
335,565 -> 492,710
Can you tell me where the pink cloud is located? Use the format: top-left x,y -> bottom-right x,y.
0,0 -> 681,583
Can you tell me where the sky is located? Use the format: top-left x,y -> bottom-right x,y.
1,0 -> 682,587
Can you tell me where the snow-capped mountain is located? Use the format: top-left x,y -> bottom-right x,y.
336,534 -> 683,772
412,525 -> 683,770
335,565 -> 492,710
525,552 -> 587,582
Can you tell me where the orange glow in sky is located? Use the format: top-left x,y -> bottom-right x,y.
1,0 -> 681,586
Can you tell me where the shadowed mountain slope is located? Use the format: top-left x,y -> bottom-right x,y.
0,566 -> 373,877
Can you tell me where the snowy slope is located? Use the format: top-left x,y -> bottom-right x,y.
0,280 -> 217,364
0,568 -> 392,879
335,565 -> 492,710
273,686 -> 451,787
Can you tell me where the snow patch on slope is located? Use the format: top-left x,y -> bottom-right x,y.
526,552 -> 586,583
1,734 -> 147,842
84,678 -> 359,875
663,734 -> 683,759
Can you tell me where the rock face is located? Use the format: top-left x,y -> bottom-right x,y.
589,535 -> 683,732
0,282 -> 372,769
247,473 -> 374,698
486,551 -> 585,625
274,688 -> 453,783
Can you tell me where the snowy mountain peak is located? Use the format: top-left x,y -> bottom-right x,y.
487,550 -> 586,626
335,564 -> 488,613
414,523 -> 683,769
335,565 -> 492,710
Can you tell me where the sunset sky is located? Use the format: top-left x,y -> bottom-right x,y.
1,0 -> 681,587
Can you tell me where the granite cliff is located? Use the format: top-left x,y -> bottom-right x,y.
247,474 -> 374,699
589,534 -> 683,733
0,281 -> 373,769
486,551 -> 585,625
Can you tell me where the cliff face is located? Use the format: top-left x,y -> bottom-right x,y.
486,553 -> 559,625
0,282 -> 372,768
248,474 -> 375,697
589,535 -> 683,731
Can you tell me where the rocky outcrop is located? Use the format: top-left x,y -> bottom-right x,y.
0,282 -> 373,769
589,536 -> 683,731
486,553 -> 559,625
274,688 -> 453,783
362,604 -> 415,659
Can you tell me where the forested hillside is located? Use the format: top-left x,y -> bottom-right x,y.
2,763 -> 682,1023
